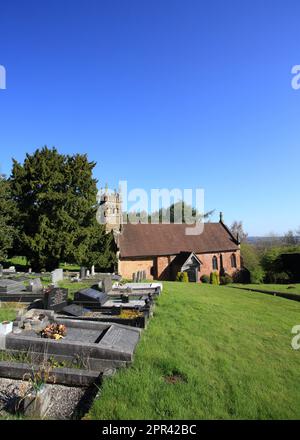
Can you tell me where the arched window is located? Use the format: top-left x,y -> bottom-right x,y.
212,256 -> 218,270
231,253 -> 237,268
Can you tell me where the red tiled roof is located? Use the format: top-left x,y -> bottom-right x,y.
118,222 -> 239,258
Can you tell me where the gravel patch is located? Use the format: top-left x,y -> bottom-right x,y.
0,378 -> 86,419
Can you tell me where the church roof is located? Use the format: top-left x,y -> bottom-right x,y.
118,222 -> 239,258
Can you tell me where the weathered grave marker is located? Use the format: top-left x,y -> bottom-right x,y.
51,269 -> 63,285
75,287 -> 108,305
28,278 -> 43,293
44,287 -> 68,311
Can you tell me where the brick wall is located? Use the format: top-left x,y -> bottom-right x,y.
196,250 -> 241,280
118,258 -> 155,280
119,249 -> 241,281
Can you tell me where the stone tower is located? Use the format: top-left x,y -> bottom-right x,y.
99,187 -> 123,234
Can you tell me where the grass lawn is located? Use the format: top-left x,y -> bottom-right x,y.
232,283 -> 300,295
0,305 -> 17,322
58,279 -> 96,299
88,282 -> 300,420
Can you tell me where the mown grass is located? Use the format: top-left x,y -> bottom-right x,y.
232,283 -> 300,294
0,305 -> 17,322
88,282 -> 300,420
58,279 -> 96,300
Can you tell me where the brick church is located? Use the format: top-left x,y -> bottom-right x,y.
100,190 -> 241,282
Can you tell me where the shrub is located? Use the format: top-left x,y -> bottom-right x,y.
210,271 -> 220,285
176,272 -> 183,281
176,272 -> 189,282
182,272 -> 189,282
240,243 -> 264,283
200,274 -> 210,283
220,274 -> 232,285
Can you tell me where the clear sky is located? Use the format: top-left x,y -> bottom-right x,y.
0,0 -> 299,236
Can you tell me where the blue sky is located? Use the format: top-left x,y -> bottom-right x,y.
0,0 -> 299,236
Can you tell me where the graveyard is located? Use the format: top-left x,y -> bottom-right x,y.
0,267 -> 161,419
0,267 -> 300,419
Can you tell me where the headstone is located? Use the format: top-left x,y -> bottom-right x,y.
132,272 -> 136,282
75,287 -> 108,305
43,287 -> 68,312
8,266 -> 16,273
28,268 -> 32,274
51,269 -> 63,285
86,269 -> 90,277
0,265 -> 3,277
102,276 -> 112,294
136,271 -> 141,282
80,267 -> 86,279
28,278 -> 43,293
0,279 -> 25,294
91,265 -> 95,276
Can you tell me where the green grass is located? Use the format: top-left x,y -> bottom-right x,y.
1,256 -> 80,272
88,282 -> 300,420
0,305 -> 17,322
59,262 -> 80,271
232,283 -> 300,294
58,279 -> 96,299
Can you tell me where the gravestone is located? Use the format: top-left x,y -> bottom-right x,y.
0,279 -> 25,294
132,272 -> 136,282
28,278 -> 43,293
51,269 -> 63,285
80,267 -> 86,279
6,316 -> 141,366
91,265 -> 95,276
86,269 -> 90,277
102,276 -> 112,294
75,287 -> 108,305
0,265 -> 3,277
43,287 -> 68,311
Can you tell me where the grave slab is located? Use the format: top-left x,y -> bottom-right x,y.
75,288 -> 108,305
5,311 -> 141,366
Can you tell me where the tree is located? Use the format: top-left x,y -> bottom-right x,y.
283,230 -> 298,246
10,147 -> 116,271
0,175 -> 16,260
230,221 -> 248,242
240,243 -> 264,283
150,201 -> 214,224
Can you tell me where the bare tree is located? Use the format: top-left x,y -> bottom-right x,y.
283,230 -> 298,246
230,221 -> 248,242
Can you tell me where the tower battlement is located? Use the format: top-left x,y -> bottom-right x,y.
99,188 -> 123,233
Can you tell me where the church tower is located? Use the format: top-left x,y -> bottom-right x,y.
99,186 -> 123,234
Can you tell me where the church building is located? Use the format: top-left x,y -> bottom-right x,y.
100,190 -> 241,282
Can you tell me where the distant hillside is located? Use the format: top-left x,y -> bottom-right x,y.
247,236 -> 300,244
